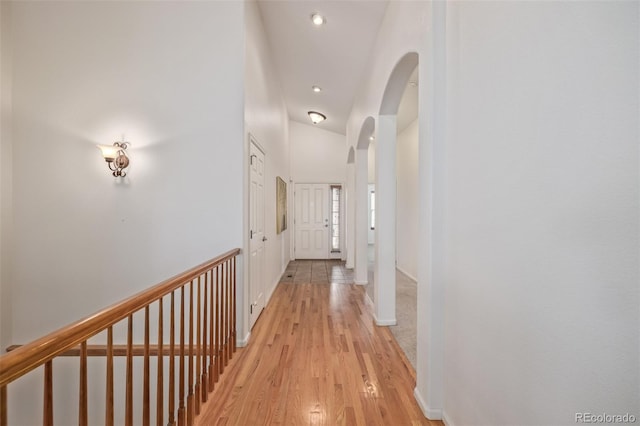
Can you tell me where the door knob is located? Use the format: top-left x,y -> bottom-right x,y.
263,236 -> 268,241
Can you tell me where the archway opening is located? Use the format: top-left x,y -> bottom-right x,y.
373,52 -> 419,327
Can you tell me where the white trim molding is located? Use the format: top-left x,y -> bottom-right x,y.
442,411 -> 454,426
365,292 -> 374,308
374,317 -> 397,326
355,280 -> 368,286
396,266 -> 417,283
236,331 -> 251,347
414,387 -> 443,421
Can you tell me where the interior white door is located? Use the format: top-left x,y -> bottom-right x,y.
249,141 -> 265,328
294,184 -> 329,259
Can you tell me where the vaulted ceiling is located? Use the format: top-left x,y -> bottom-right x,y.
257,1 -> 390,135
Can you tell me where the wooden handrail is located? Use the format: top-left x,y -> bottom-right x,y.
0,248 -> 240,388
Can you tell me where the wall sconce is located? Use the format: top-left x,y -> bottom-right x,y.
97,142 -> 130,177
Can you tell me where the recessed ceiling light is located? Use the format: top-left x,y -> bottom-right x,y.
312,85 -> 322,93
311,13 -> 325,26
369,135 -> 375,141
308,111 -> 327,124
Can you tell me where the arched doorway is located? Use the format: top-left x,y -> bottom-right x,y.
374,52 -> 419,326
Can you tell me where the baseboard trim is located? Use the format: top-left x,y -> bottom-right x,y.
354,280 -> 368,285
396,266 -> 417,283
237,331 -> 251,347
414,387 -> 443,421
375,317 -> 397,326
365,292 -> 374,308
268,263 -> 287,302
442,411 -> 454,426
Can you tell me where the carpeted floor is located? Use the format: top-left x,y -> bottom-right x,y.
365,244 -> 417,369
389,270 -> 417,369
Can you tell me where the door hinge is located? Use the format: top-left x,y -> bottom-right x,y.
250,304 -> 253,314
250,154 -> 256,165
250,229 -> 253,239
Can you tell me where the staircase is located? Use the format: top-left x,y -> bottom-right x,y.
0,248 -> 240,426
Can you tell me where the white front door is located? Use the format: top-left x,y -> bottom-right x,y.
249,140 -> 265,328
294,184 -> 329,259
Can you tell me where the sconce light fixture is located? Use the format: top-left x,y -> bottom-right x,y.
97,141 -> 130,177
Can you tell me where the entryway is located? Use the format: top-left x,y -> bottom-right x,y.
293,183 -> 343,260
279,259 -> 354,284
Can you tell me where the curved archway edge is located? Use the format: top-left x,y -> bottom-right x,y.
379,52 -> 419,115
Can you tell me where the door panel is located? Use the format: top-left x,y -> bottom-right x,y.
294,184 -> 329,259
249,140 -> 265,328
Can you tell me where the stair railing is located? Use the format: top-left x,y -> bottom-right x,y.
0,248 -> 240,426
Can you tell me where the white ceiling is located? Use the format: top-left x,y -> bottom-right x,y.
257,0 -> 389,135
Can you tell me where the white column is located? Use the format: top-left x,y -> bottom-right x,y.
346,162 -> 355,269
374,115 -> 396,325
354,148 -> 369,285
415,0 -> 445,419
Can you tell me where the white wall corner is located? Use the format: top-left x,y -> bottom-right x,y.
442,411 -> 454,426
414,387 -> 443,421
236,331 -> 251,348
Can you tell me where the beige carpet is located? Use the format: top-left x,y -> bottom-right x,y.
365,245 -> 417,370
389,270 -> 417,369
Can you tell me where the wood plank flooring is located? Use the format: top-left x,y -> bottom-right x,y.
196,281 -> 443,426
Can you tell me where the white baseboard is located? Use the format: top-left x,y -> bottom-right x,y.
375,317 -> 397,326
267,263 -> 287,303
354,280 -> 368,285
365,292 -> 374,308
237,331 -> 251,347
396,266 -> 417,283
442,411 -> 454,426
369,302 -> 396,325
414,387 -> 443,421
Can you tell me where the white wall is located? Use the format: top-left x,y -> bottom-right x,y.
244,0 -> 290,334
6,2 -> 245,424
368,141 -> 376,183
396,118 -> 418,281
0,0 -> 13,352
443,2 -> 639,425
345,0 -> 440,415
290,120 -> 346,184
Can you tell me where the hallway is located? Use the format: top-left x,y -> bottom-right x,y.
196,280 -> 441,425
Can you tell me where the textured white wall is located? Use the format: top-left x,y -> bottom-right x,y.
396,119 -> 418,281
290,120 -> 346,184
443,2 -> 639,425
244,0 -> 290,336
0,0 -> 13,352
6,2 -> 245,424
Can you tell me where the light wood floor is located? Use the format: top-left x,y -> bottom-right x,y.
196,281 -> 443,426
